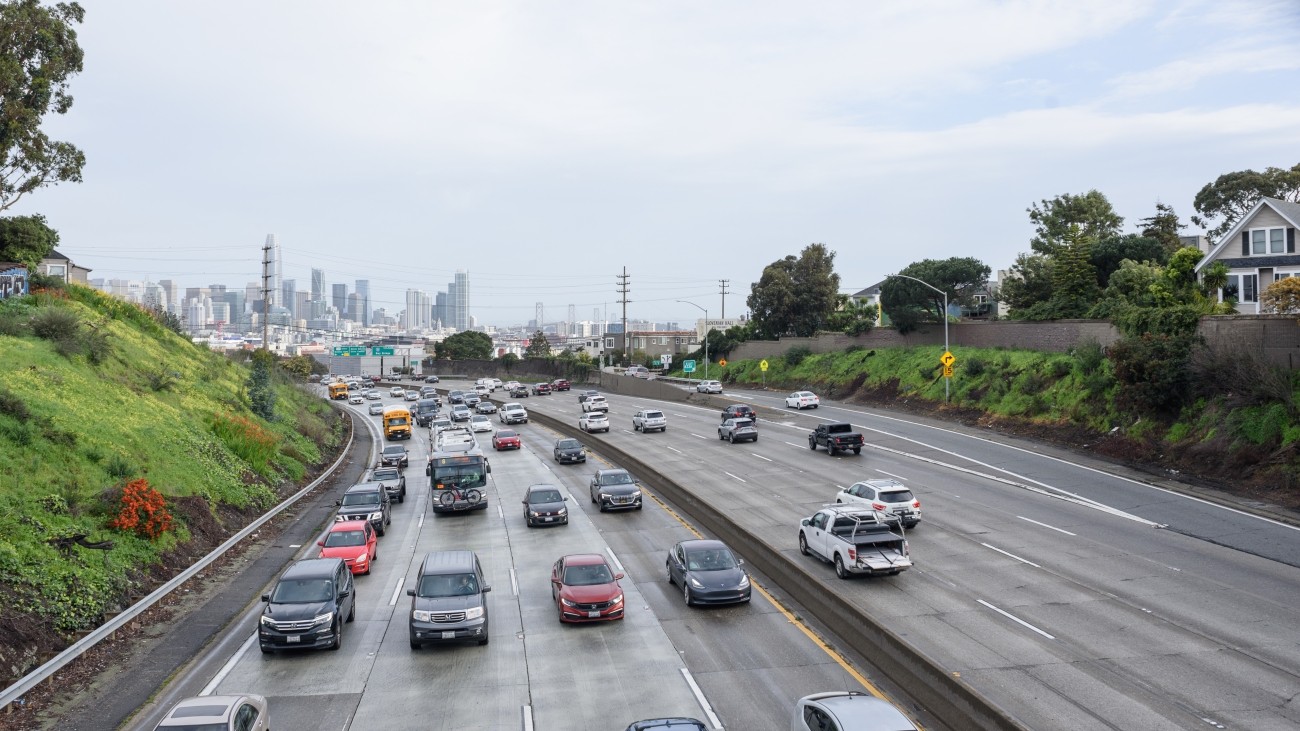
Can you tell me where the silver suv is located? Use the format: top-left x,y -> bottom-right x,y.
835,479 -> 922,529
632,409 -> 667,433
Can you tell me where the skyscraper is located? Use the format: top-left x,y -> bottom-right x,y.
310,268 -> 325,302
332,283 -> 348,317
434,291 -> 447,328
449,270 -> 469,331
404,289 -> 432,330
281,279 -> 296,320
355,280 -> 371,326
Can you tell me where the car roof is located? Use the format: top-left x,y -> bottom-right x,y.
801,692 -> 917,730
855,478 -> 906,490
160,695 -> 259,725
419,549 -> 478,576
526,483 -> 561,493
626,718 -> 707,731
329,520 -> 369,532
597,468 -> 629,475
562,553 -> 608,566
281,557 -> 344,580
345,482 -> 384,494
678,539 -> 727,552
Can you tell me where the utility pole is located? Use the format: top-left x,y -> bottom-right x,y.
260,238 -> 273,351
617,267 -> 631,366
718,279 -> 730,320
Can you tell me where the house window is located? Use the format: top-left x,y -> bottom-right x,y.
1276,272 -> 1295,281
1251,228 -> 1285,255
46,264 -> 67,281
1241,274 -> 1258,303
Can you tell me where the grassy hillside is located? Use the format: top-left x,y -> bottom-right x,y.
0,283 -> 342,679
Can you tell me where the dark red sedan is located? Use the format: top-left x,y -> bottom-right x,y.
551,554 -> 625,623
551,378 -> 571,391
531,382 -> 553,395
492,430 -> 521,450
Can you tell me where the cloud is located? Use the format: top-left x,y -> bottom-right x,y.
1108,44 -> 1300,98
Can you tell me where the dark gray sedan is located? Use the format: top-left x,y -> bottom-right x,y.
553,438 -> 586,464
666,539 -> 751,606
522,484 -> 568,527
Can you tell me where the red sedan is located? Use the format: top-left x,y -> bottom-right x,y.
551,554 -> 625,623
318,520 -> 377,575
492,430 -> 521,450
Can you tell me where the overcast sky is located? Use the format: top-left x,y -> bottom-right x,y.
18,0 -> 1300,327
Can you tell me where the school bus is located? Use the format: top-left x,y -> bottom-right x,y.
328,382 -> 349,400
382,405 -> 413,441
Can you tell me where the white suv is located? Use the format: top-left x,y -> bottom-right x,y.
631,409 -> 667,433
581,396 -> 609,413
835,479 -> 922,529
696,380 -> 722,394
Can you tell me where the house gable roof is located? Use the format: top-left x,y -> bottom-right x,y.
1196,197 -> 1300,273
43,248 -> 71,261
851,280 -> 887,298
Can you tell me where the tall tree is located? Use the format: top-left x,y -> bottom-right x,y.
881,257 -> 990,333
747,244 -> 840,338
1090,233 -> 1168,289
1191,163 -> 1300,239
747,256 -> 796,339
523,330 -> 551,358
996,253 -> 1053,315
0,0 -> 86,211
0,213 -> 58,270
1048,225 -> 1099,317
434,331 -> 493,360
1027,190 -> 1124,257
1138,202 -> 1185,254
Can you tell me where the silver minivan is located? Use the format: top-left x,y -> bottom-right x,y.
407,550 -> 491,648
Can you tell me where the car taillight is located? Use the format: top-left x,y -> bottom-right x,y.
872,502 -> 886,511
847,548 -> 856,560
913,500 -> 921,508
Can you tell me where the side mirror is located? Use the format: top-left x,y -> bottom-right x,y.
486,461 -> 492,474
482,586 -> 492,593
406,589 -> 416,597
522,499 -> 529,504
614,573 -> 625,581
316,540 -> 325,547
334,499 -> 341,506
738,559 -> 745,565
338,589 -> 350,599
260,594 -> 270,603
425,464 -> 432,476
551,578 -> 561,586
800,518 -> 810,526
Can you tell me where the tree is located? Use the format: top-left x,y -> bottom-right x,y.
1048,226 -> 1099,318
746,243 -> 841,338
0,213 -> 58,270
523,330 -> 552,358
498,352 -> 520,369
1027,190 -> 1123,257
996,253 -> 1053,315
434,331 -> 492,360
881,257 -> 990,333
0,0 -> 87,211
1261,277 -> 1300,315
825,295 -> 878,336
1090,233 -> 1168,289
1139,202 -> 1185,254
1191,163 -> 1300,239
1200,261 -> 1230,301
246,350 -> 276,420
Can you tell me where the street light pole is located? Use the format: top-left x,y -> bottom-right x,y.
676,300 -> 709,380
885,274 -> 950,401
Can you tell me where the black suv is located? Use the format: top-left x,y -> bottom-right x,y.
407,550 -> 492,648
589,468 -> 642,511
336,483 -> 392,536
380,445 -> 409,468
721,404 -> 757,422
259,557 -> 355,653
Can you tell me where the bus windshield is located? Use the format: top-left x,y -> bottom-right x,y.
432,463 -> 486,489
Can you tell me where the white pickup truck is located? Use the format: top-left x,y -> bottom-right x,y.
581,395 -> 609,413
797,505 -> 912,579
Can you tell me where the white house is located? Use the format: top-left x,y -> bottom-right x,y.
1194,197 -> 1300,313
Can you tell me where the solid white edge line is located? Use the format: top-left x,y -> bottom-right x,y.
977,599 -> 1055,639
497,504 -> 504,519
980,543 -> 1042,568
723,471 -> 748,483
522,704 -> 534,731
200,632 -> 256,696
510,568 -> 519,597
680,667 -> 725,730
751,453 -> 773,462
1017,516 -> 1077,536
606,547 -> 625,573
418,511 -> 425,528
389,577 -> 405,606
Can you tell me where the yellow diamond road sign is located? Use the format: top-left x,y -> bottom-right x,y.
940,351 -> 955,366
759,359 -> 769,372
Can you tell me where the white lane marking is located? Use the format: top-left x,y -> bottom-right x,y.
389,577 -> 405,606
200,632 -> 256,695
690,433 -> 708,440
723,471 -> 748,484
1017,516 -> 1077,536
751,453 -> 773,462
510,568 -> 519,597
680,667 -> 725,730
980,543 -> 1041,568
418,512 -> 425,528
523,705 -> 535,731
784,441 -> 803,448
667,446 -> 684,455
835,484 -> 847,491
288,544 -> 301,548
671,413 -> 689,418
497,504 -> 504,520
876,469 -> 907,481
606,548 -> 625,573
977,599 -> 1055,640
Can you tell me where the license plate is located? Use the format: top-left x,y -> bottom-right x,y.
285,635 -> 300,643
587,611 -> 601,618
442,631 -> 456,639
543,517 -> 553,522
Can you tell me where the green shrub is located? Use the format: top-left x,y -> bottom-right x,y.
1072,339 -> 1105,375
84,445 -> 104,463
0,418 -> 35,445
1107,333 -> 1195,415
965,357 -> 986,376
784,346 -> 813,368
30,307 -> 81,342
1020,372 -> 1049,394
0,388 -> 31,421
1048,359 -> 1072,379
105,454 -> 134,479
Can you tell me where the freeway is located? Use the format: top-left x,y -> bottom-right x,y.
493,377 -> 1300,731
126,391 -> 930,731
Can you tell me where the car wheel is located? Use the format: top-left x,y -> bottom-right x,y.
410,638 -> 420,650
808,438 -> 816,450
728,434 -> 735,443
906,522 -> 919,530
853,447 -> 861,455
827,445 -> 837,456
398,491 -> 405,504
666,561 -> 674,585
376,523 -> 385,537
260,644 -> 272,655
753,435 -> 758,442
330,619 -> 342,650
798,533 -> 809,556
834,555 -> 850,580
683,583 -> 693,607
373,546 -> 378,563
347,601 -> 355,622
813,404 -> 819,409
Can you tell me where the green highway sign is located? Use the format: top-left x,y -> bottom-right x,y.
682,360 -> 696,373
333,346 -> 367,356
652,360 -> 661,367
372,346 -> 395,356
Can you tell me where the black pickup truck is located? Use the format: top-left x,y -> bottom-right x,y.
809,423 -> 864,456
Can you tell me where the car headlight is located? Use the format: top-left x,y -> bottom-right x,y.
599,493 -> 611,500
312,611 -> 334,627
561,597 -> 579,608
529,510 -> 541,517
465,606 -> 484,620
688,576 -> 704,588
412,610 -> 431,622
260,614 -> 276,626
368,512 -> 383,520
611,594 -> 624,605
557,507 -> 567,515
739,574 -> 750,589
334,515 -> 346,522
355,553 -> 368,563
631,490 -> 641,499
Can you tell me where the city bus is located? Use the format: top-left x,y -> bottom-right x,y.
426,450 -> 491,514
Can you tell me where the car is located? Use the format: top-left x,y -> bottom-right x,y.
589,468 -> 642,511
463,393 -> 482,407
836,479 -> 922,529
424,375 -> 440,383
551,378 -> 571,391
404,390 -> 419,402
786,390 -> 821,409
380,444 -> 409,468
492,429 -> 521,450
625,365 -> 650,378
489,378 -> 503,389
579,412 -> 610,433
407,550 -> 491,648
509,385 -> 530,398
503,380 -> 521,391
335,482 -> 392,535
430,417 -> 452,434
258,557 -> 355,653
318,520 -> 378,575
389,387 -> 405,398
522,484 -> 568,527
553,438 -> 586,464
369,465 -> 407,503
624,720 -> 707,731
469,414 -> 494,433
550,553 -> 625,622
577,389 -> 600,403
473,383 -> 491,396
155,695 -> 270,731
348,394 -> 364,405
666,539 -> 751,606
447,390 -> 466,404
531,382 -> 552,395
791,691 -> 918,731
450,405 -> 472,422
719,417 -> 758,444
365,390 -> 382,400
368,402 -> 385,415
435,426 -> 477,451
695,380 -> 723,394
581,395 -> 609,413
499,402 -> 529,424
475,401 -> 498,414
632,409 -> 667,433
419,385 -> 438,398
721,404 -> 757,422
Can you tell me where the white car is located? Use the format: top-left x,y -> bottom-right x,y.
785,391 -> 820,409
389,387 -> 405,397
430,417 -> 452,434
579,412 -> 610,433
835,479 -> 922,529
581,396 -> 609,413
348,394 -> 364,405
489,378 -> 503,389
631,409 -> 667,433
503,381 -> 522,391
475,379 -> 495,393
469,415 -> 494,433
365,390 -> 382,400
156,694 -> 270,731
696,380 -> 723,394
792,691 -> 917,731
403,391 -> 419,401
368,402 -> 384,415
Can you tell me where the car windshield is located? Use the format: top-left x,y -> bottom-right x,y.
372,469 -> 398,480
270,578 -> 333,603
685,548 -> 738,571
497,431 -> 517,438
472,416 -> 488,422
529,489 -> 563,504
600,472 -> 633,485
563,563 -> 614,586
383,447 -> 404,456
557,439 -> 581,450
879,490 -> 916,503
341,492 -> 380,507
434,466 -> 483,486
417,573 -> 480,598
324,530 -> 366,547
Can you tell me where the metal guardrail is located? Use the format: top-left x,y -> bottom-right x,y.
525,407 -> 1028,731
0,409 -> 357,711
